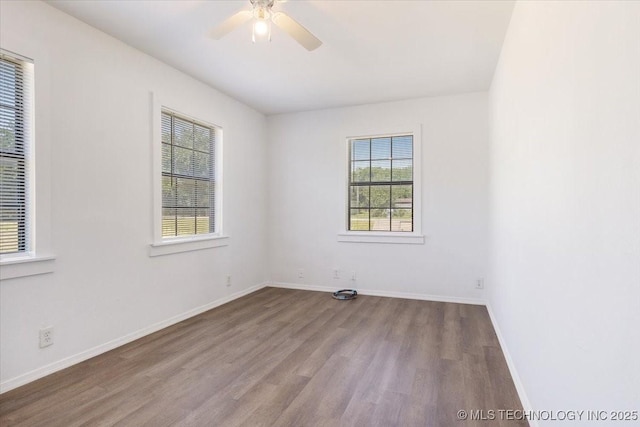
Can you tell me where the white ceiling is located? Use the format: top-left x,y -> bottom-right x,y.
48,0 -> 515,115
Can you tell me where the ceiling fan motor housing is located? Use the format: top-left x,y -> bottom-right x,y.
250,0 -> 276,11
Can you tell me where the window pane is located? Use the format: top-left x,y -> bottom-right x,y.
370,185 -> 390,208
194,151 -> 210,179
0,157 -> 25,184
161,113 -> 171,144
0,61 -> 17,107
370,209 -> 390,231
196,180 -> 210,208
351,161 -> 370,183
176,178 -> 196,207
350,185 -> 369,208
0,107 -> 19,153
392,135 -> 412,159
173,117 -> 193,148
392,159 -> 412,181
391,209 -> 413,232
351,139 -> 370,161
161,143 -> 171,173
349,208 -> 369,231
371,137 -> 391,160
371,160 -> 391,182
162,208 -> 176,237
0,219 -> 19,253
176,208 -> 196,236
194,124 -> 211,152
195,208 -> 211,234
173,146 -> 193,176
162,176 -> 175,207
391,185 -> 412,208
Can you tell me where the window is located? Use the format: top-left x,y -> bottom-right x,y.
149,96 -> 226,257
161,110 -> 216,239
348,135 -> 414,232
0,52 -> 33,255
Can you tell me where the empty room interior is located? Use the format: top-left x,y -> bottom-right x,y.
0,0 -> 638,426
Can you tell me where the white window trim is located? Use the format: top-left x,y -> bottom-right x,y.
0,49 -> 56,279
149,235 -> 229,257
338,124 -> 425,245
0,255 -> 55,280
149,92 -> 227,257
337,232 -> 425,245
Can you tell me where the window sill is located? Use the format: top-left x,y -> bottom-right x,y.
337,232 -> 425,245
149,235 -> 229,257
0,255 -> 56,280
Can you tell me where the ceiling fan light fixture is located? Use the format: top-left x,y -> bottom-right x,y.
210,0 -> 322,51
252,6 -> 271,42
254,18 -> 270,36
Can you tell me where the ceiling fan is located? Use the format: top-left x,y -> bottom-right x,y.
208,0 -> 322,51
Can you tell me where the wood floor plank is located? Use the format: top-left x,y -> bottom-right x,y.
440,303 -> 463,361
436,359 -> 466,426
235,373 -> 310,427
410,366 -> 440,408
0,287 -> 528,426
350,339 -> 402,405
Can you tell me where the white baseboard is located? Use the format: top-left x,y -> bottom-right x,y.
0,282 -> 268,394
485,303 -> 538,427
268,281 -> 485,305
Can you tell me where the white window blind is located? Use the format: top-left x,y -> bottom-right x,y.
161,110 -> 216,238
0,52 -> 33,254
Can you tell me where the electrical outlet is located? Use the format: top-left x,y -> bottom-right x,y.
476,278 -> 484,290
333,269 -> 340,279
297,269 -> 304,279
226,275 -> 232,287
351,271 -> 357,281
39,326 -> 53,348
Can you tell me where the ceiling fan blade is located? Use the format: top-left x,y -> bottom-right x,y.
208,10 -> 253,39
272,12 -> 322,51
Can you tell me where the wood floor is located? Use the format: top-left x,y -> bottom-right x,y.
0,287 -> 528,426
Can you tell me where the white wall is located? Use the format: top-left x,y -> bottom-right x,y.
489,0 -> 640,421
267,93 -> 489,301
0,1 -> 269,389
